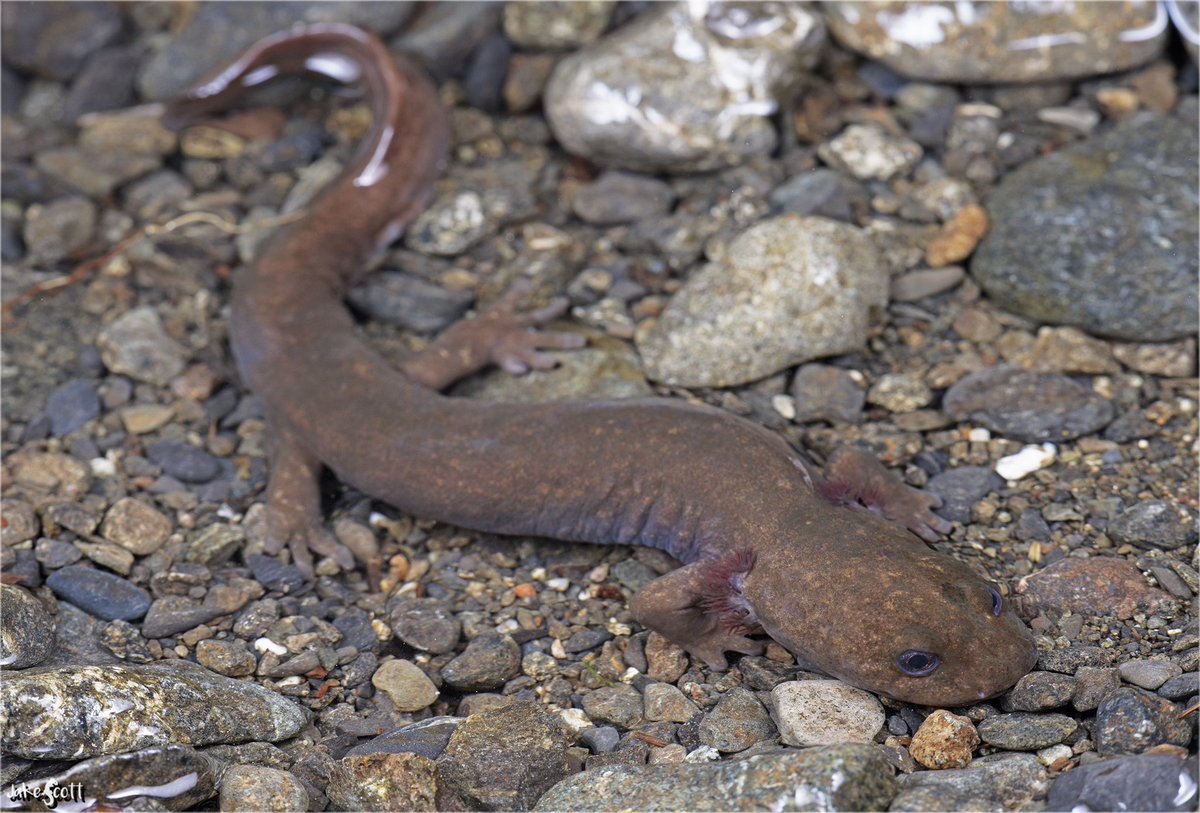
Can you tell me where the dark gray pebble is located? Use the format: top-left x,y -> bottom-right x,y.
1046,753 -> 1198,812
925,466 -> 1003,524
790,363 -> 865,424
63,45 -> 142,120
346,716 -> 463,760
1158,672 -> 1200,700
976,712 -> 1077,750
332,608 -> 378,653
1094,688 -> 1194,755
1005,671 -> 1075,712
441,634 -> 520,691
247,554 -> 306,594
1037,646 -> 1109,674
943,366 -> 1114,443
46,565 -> 151,622
0,1 -> 123,82
563,628 -> 612,654
388,597 -> 460,654
140,597 -> 224,639
580,725 -> 621,754
347,271 -> 473,333
0,584 -> 56,668
44,378 -> 100,437
1072,666 -> 1121,712
1108,501 -> 1197,550
572,171 -> 675,226
146,441 -> 221,483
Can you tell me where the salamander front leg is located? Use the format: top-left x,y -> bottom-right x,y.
629,559 -> 764,670
818,446 -> 953,542
263,425 -> 356,579
398,277 -> 586,391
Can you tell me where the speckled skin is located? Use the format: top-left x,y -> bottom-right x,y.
166,24 -> 1036,706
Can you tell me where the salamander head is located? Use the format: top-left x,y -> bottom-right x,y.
747,511 -> 1037,707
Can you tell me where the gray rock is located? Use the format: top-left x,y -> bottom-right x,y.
405,160 -> 538,255
924,466 -> 1003,524
637,216 -> 886,387
63,45 -> 142,120
536,743 -> 897,811
770,168 -> 864,222
976,713 -> 1077,751
346,717 -> 464,760
891,754 -> 1050,812
220,765 -> 309,812
195,639 -> 256,677
825,2 -> 1167,83
140,596 -> 225,639
698,687 -> 776,753
441,634 -> 520,691
1094,687 -> 1194,755
1047,753 -> 1197,812
22,196 -> 96,265
43,378 -> 100,437
1005,671 -> 1075,712
1118,659 -> 1183,691
373,659 -> 439,713
771,680 -> 885,747
790,364 -> 865,424
1108,501 -> 1198,551
818,124 -> 923,181
0,584 -> 55,669
572,171 -> 675,225
581,683 -> 645,730
545,3 -> 824,172
101,497 -> 173,556
971,113 -> 1197,341
943,366 -> 1114,443
146,441 -> 221,483
35,146 -> 162,199
643,682 -> 699,724
0,745 -> 218,811
96,308 -> 189,386
328,751 -> 448,812
1072,666 -> 1121,712
1,661 -> 306,759
348,272 -> 473,333
580,725 -> 621,754
1158,672 -> 1200,701
46,565 -> 151,622
503,1 -> 615,50
438,700 -> 572,810
0,1 -> 123,82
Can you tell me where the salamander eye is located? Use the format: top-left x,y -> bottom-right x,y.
897,650 -> 940,677
988,586 -> 1003,617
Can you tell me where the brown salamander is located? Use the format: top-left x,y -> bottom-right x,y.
163,23 -> 1036,706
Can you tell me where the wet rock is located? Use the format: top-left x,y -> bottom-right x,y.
373,659 -> 439,713
1017,557 -> 1179,620
141,596 -> 225,639
638,216 -> 886,387
406,161 -> 537,256
0,745 -> 218,812
35,147 -> 162,199
100,497 -> 173,556
1118,659 -> 1183,691
0,660 -> 306,759
220,764 -> 309,812
545,3 -> 824,172
146,441 -> 221,483
0,1 -> 124,82
347,717 -> 463,760
909,710 -> 979,770
972,114 -> 1197,341
1006,671 -> 1075,712
1108,501 -> 1197,551
0,584 -> 55,669
63,45 -> 142,120
769,168 -> 864,222
1072,666 -> 1121,712
643,682 -> 699,724
503,1 -> 615,50
1015,326 -> 1119,376
943,366 -> 1114,443
22,196 -> 96,265
437,700 -> 572,811
195,638 -> 256,677
1158,672 -> 1200,701
441,634 -> 520,691
1111,339 -> 1197,377
46,565 -> 151,622
581,684 -> 644,730
7,450 -> 92,499
891,754 -> 1049,812
825,2 -> 1166,82
246,554 -> 306,594
924,466 -> 1002,524
1094,688 -> 1194,755
698,687 -> 776,754
1047,753 -> 1198,812
96,308 -> 189,386
770,680 -> 885,747
976,712 -> 1077,751
186,524 -> 244,568
1,498 -> 39,545
867,373 -> 932,413
328,752 -> 445,812
818,124 -> 922,181
572,171 -> 675,225
347,272 -> 473,333
535,743 -> 897,811
790,364 -> 865,424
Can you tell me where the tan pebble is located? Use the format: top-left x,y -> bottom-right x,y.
927,204 -> 988,267
910,709 -> 979,770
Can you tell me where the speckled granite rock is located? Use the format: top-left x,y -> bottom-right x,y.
1,661 -> 306,759
891,754 -> 1050,812
637,216 -> 886,387
824,1 -> 1166,83
971,113 -> 1197,341
0,584 -> 55,669
534,743 -> 897,811
1046,753 -> 1198,812
545,2 -> 824,172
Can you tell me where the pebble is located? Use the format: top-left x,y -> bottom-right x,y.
1,498 -> 39,544
35,146 -> 162,199
972,113 -> 1197,341
503,0 -> 614,50
1094,688 -> 1194,755
1108,501 -> 1197,551
333,608 -> 379,654
22,196 -> 96,265
1118,659 -> 1184,691
346,717 -> 463,760
818,124 -> 922,181
246,554 -> 305,595
909,709 -> 980,770
1111,339 -> 1197,377
96,307 -> 190,386
580,725 -> 621,754
1046,753 -> 1198,813
8,450 -> 92,498
535,743 -> 897,812
194,638 -> 256,677
824,2 -> 1167,82
581,684 -> 645,730
100,497 -> 172,555
1,1 -> 124,82
1016,326 -> 1120,376
373,659 -> 439,712
46,565 -> 151,622
643,682 -> 699,724
347,272 -> 473,334
327,752 -> 444,812
891,754 -> 1050,812
1017,557 -> 1179,620
119,403 -> 175,434
140,596 -> 224,639
186,523 -> 244,567
995,443 -> 1057,481
698,687 -> 776,754
388,598 -> 460,655
644,632 -> 688,683
405,161 -> 537,256
220,764 -> 309,812
976,712 -> 1078,751
637,216 -> 886,387
441,634 -> 520,691
1158,672 -> 1199,701
63,45 -> 142,120
924,466 -> 1002,524
0,584 -> 55,669
0,661 -> 305,759
926,203 -> 988,267
890,266 -> 965,302
866,373 -> 932,413
544,3 -> 824,172
439,700 -> 573,811
571,171 -> 675,225
770,680 -> 885,747
943,366 -> 1114,443
1006,671 -> 1076,712
146,441 -> 221,483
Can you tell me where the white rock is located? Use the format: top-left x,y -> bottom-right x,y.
770,680 -> 885,747
996,443 -> 1057,481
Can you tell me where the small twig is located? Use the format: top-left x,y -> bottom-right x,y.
1182,702 -> 1199,718
2,209 -> 305,329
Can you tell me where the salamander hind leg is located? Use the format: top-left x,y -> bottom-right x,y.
818,446 -> 953,542
262,425 -> 357,579
628,554 -> 764,671
398,277 -> 587,391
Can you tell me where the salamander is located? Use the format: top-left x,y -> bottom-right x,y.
162,23 -> 1036,706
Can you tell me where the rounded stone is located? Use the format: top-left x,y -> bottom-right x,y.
373,659 -> 439,712
0,584 -> 56,669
